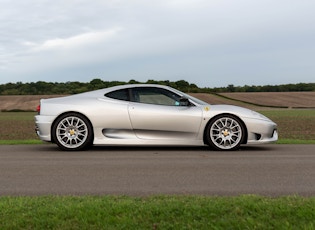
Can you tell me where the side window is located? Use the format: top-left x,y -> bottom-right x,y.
131,87 -> 182,106
105,89 -> 129,101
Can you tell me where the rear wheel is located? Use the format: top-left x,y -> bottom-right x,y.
206,115 -> 245,151
52,113 -> 93,151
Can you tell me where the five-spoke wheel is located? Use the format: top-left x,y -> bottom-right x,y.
206,115 -> 245,151
52,113 -> 93,151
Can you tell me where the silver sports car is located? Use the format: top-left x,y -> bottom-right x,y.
35,84 -> 278,151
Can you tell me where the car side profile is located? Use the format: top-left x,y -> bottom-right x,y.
35,84 -> 278,151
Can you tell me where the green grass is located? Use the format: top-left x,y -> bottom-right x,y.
260,109 -> 315,141
276,139 -> 315,144
0,195 -> 315,229
0,112 -> 38,140
260,109 -> 315,117
0,111 -> 37,120
0,139 -> 43,145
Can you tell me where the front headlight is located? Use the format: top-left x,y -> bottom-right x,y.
250,110 -> 272,121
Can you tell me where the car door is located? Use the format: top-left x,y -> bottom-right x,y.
128,87 -> 202,140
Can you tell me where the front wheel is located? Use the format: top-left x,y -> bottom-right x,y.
205,115 -> 245,151
52,113 -> 93,151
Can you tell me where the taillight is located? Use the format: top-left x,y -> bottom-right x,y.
36,104 -> 41,114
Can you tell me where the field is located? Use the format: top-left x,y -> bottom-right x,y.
0,112 -> 36,139
262,109 -> 315,141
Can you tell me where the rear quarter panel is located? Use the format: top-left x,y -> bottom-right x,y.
40,96 -> 133,139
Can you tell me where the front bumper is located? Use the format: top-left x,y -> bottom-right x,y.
247,129 -> 278,144
243,117 -> 278,144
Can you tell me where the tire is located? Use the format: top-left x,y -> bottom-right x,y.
205,114 -> 245,151
52,113 -> 93,151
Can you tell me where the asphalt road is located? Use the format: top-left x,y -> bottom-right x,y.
0,144 -> 314,196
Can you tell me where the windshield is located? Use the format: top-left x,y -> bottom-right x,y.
171,88 -> 208,105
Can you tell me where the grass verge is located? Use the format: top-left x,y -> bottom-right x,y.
0,195 -> 315,229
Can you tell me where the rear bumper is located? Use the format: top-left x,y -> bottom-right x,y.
34,115 -> 56,142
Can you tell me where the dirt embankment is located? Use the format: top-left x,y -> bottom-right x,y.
193,92 -> 315,109
0,95 -> 64,111
1,92 -> 315,111
219,92 -> 315,108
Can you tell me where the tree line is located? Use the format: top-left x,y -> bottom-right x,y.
0,79 -> 314,95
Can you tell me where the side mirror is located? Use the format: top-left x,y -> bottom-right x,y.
179,97 -> 190,106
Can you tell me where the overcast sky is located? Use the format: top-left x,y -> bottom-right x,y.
1,0 -> 314,87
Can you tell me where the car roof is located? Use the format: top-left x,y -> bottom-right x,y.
105,84 -> 172,91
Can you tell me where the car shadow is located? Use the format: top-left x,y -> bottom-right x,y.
89,144 -> 277,152
89,145 -> 210,152
36,143 -> 276,152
